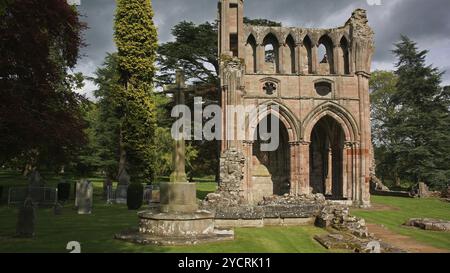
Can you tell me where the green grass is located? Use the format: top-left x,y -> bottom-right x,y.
0,170 -> 331,253
352,196 -> 450,250
1,170 -> 449,253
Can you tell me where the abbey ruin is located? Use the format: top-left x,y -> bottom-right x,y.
217,0 -> 375,207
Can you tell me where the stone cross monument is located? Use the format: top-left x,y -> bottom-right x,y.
115,70 -> 233,245
160,71 -> 198,214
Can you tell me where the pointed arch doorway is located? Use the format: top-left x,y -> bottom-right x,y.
309,115 -> 345,199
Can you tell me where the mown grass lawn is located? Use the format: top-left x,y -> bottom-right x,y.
1,170 -> 449,253
0,170 -> 331,253
352,196 -> 450,250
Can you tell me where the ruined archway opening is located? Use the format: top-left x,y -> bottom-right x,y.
318,35 -> 335,74
340,37 -> 350,75
252,114 -> 291,198
302,36 -> 313,74
263,34 -> 280,74
286,35 -> 296,74
245,34 -> 257,73
309,116 -> 345,199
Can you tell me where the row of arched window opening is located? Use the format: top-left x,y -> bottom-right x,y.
245,34 -> 351,75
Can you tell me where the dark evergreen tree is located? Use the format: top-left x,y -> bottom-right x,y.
391,36 -> 450,188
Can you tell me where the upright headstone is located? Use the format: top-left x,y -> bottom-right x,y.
16,198 -> 36,238
115,170 -> 130,204
77,180 -> 93,214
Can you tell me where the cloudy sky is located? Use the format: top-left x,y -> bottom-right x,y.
74,0 -> 450,99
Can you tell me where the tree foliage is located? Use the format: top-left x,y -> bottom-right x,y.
371,36 -> 450,189
114,0 -> 158,180
244,17 -> 282,27
0,0 -> 87,170
157,21 -> 219,86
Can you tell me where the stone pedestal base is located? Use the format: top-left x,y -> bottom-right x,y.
160,182 -> 198,213
115,209 -> 233,246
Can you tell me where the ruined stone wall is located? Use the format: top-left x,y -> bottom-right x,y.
218,0 -> 374,207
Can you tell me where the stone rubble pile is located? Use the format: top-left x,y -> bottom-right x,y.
409,182 -> 441,198
404,218 -> 450,232
258,193 -> 326,206
202,194 -> 325,220
315,205 -> 371,238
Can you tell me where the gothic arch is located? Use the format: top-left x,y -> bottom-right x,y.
245,34 -> 257,73
302,102 -> 359,142
258,29 -> 283,45
249,101 -> 300,142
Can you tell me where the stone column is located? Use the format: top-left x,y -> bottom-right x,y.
333,45 -> 341,75
243,140 -> 254,203
220,0 -> 230,54
237,0 -> 245,59
278,43 -> 285,74
311,44 -> 318,74
257,44 -> 265,73
343,142 -> 353,199
298,141 -> 311,194
289,141 -> 299,195
325,148 -> 333,195
296,43 -> 303,74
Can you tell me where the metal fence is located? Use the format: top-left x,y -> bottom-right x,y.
106,185 -> 156,205
8,187 -> 58,207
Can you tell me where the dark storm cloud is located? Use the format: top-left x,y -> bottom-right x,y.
75,0 -> 450,98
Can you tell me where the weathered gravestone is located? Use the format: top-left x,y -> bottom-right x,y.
16,198 -> 36,238
115,170 -> 130,204
77,180 -> 93,214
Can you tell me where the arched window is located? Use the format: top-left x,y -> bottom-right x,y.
302,35 -> 313,74
318,35 -> 334,74
286,35 -> 296,74
340,37 -> 350,75
245,34 -> 257,73
263,33 -> 279,74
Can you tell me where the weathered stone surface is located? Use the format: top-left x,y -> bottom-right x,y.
115,209 -> 234,246
77,180 -> 93,215
314,233 -> 405,253
138,210 -> 215,237
370,175 -> 390,192
218,1 -> 374,206
211,149 -> 246,207
315,205 -> 370,238
115,228 -> 234,246
115,185 -> 128,204
160,182 -> 198,213
410,182 -> 441,198
404,218 -> 450,232
16,198 -> 36,238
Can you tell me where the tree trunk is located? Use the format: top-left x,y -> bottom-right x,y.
118,125 -> 127,179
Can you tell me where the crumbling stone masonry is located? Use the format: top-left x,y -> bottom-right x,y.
218,0 -> 375,207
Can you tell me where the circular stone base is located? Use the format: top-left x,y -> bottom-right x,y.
115,209 -> 234,246
138,210 -> 216,237
115,228 -> 234,246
